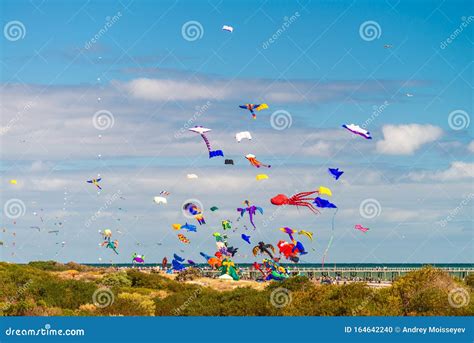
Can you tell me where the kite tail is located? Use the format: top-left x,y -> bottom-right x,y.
257,160 -> 271,168
322,209 -> 338,268
209,150 -> 224,158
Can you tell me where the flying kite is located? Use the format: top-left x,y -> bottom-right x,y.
132,253 -> 145,264
355,224 -> 370,233
235,131 -> 252,142
298,230 -> 313,241
342,124 -> 372,139
153,196 -> 167,205
277,240 -> 302,263
221,220 -> 232,230
177,234 -> 190,244
328,168 -> 344,180
160,191 -> 170,196
210,206 -> 219,211
9,179 -> 17,185
280,227 -> 297,242
87,177 -> 102,190
100,235 -> 118,254
239,103 -> 268,119
237,200 -> 263,228
222,25 -> 234,32
189,126 -> 224,158
187,174 -> 198,179
252,241 -> 275,258
271,191 -> 321,215
245,154 -> 271,168
162,257 -> 168,268
172,223 -> 197,232
314,197 -> 337,209
183,202 -> 206,225
256,174 -> 268,181
241,234 -> 251,244
224,159 -> 234,165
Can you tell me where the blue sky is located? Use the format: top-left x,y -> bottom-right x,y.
0,0 -> 472,264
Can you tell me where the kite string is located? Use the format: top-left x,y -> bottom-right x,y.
200,134 -> 212,152
322,208 -> 338,268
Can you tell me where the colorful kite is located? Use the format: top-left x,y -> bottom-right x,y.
245,154 -> 271,168
100,230 -> 118,255
183,202 -> 206,225
239,103 -> 268,119
237,200 -> 263,228
314,197 -> 337,209
328,168 -> 344,180
172,223 -> 197,232
189,126 -> 224,158
355,224 -> 370,233
271,191 -> 320,214
132,253 -> 145,264
298,230 -> 313,241
342,124 -> 372,139
241,234 -> 251,244
235,131 -> 252,142
252,241 -> 275,258
177,234 -> 190,244
87,177 -> 102,190
221,220 -> 232,230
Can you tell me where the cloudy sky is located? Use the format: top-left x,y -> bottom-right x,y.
1,0 -> 472,264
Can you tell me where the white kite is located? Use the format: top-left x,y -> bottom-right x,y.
153,196 -> 167,205
222,25 -> 234,33
235,131 -> 252,142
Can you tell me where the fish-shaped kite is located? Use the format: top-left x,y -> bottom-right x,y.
172,223 -> 197,232
245,154 -> 271,168
342,124 -> 372,139
328,168 -> 344,180
314,197 -> 337,209
189,126 -> 224,158
177,234 -> 190,244
241,234 -> 251,244
355,224 -> 369,233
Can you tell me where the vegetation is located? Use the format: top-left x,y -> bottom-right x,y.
0,262 -> 472,316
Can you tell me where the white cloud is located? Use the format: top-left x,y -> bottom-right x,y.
376,124 -> 443,155
408,161 -> 474,181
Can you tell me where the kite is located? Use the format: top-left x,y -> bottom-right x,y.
235,131 -> 252,142
132,253 -> 145,264
160,191 -> 170,196
318,186 -> 332,196
277,240 -> 301,263
406,93 -> 414,97
222,25 -> 234,32
189,126 -> 224,158
384,44 -> 393,48
221,220 -> 232,230
87,177 -> 102,190
30,226 -> 41,232
210,206 -> 219,211
241,234 -> 251,244
252,241 -> 275,258
271,191 -> 321,214
355,224 -> 370,233
172,223 -> 197,232
100,236 -> 118,255
328,168 -> 344,180
280,227 -> 297,242
177,234 -> 190,244
172,256 -> 186,271
183,202 -> 206,225
237,200 -> 263,228
187,260 -> 196,265
187,174 -> 198,179
245,154 -> 271,168
9,179 -> 17,185
162,257 -> 168,268
298,230 -> 313,241
314,197 -> 337,209
342,124 -> 372,139
239,103 -> 268,119
224,159 -> 234,165
153,196 -> 167,205
256,174 -> 268,181
174,253 -> 185,262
